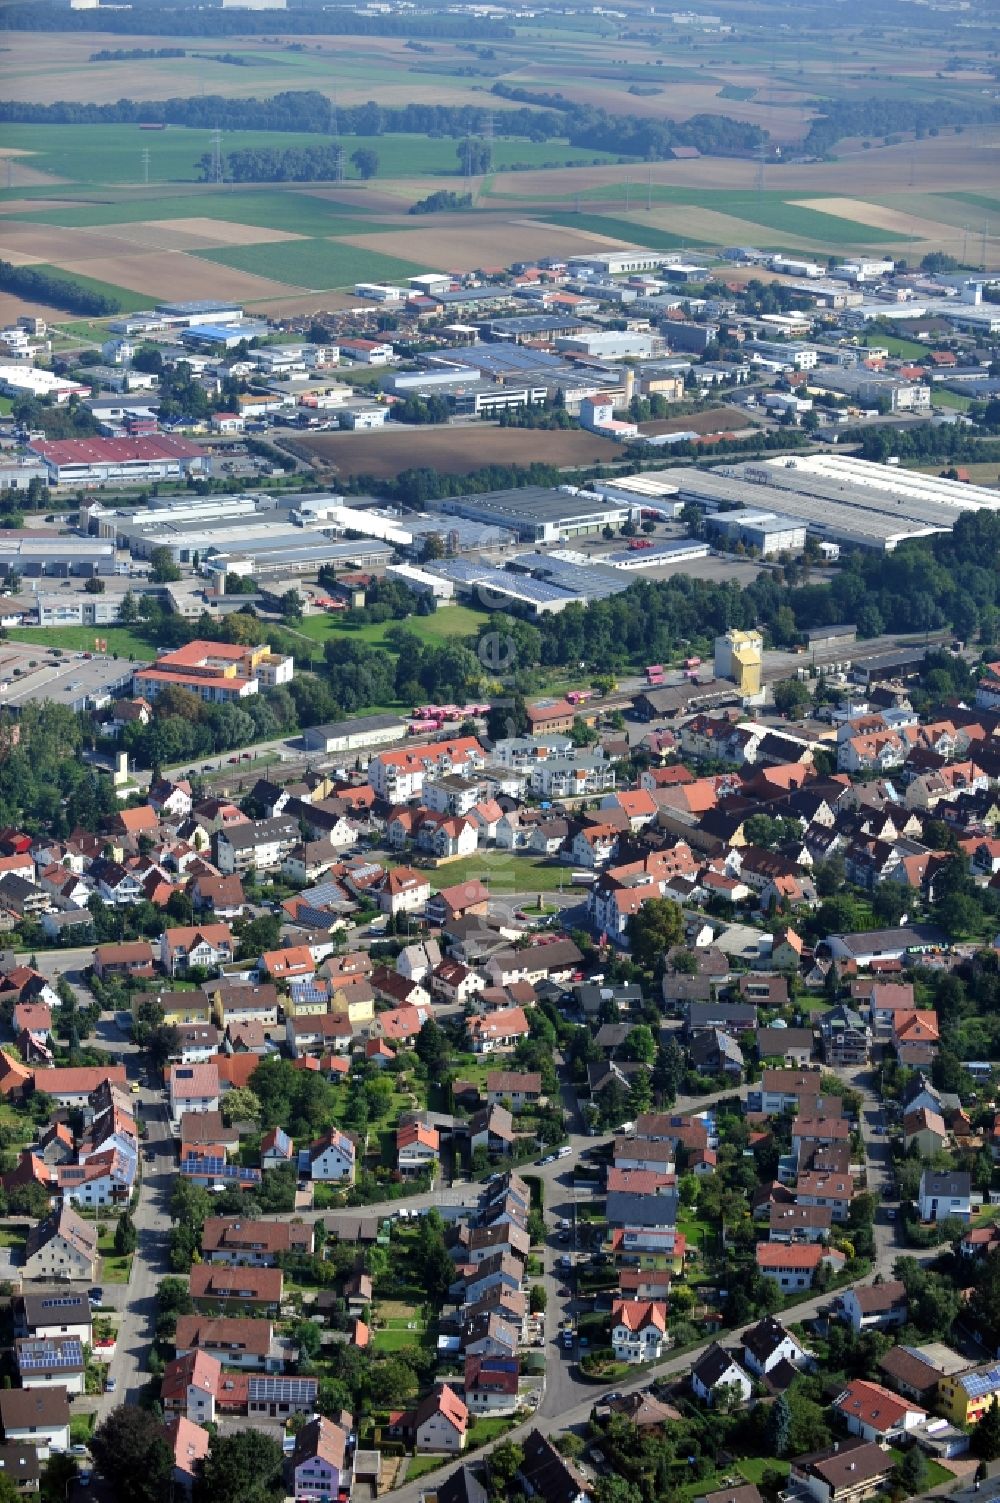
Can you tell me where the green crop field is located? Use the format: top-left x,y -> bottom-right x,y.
196,237 -> 429,289
0,122 -> 618,193
536,212 -> 693,250
4,188 -> 386,235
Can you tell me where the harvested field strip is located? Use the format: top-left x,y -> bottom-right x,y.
335,217 -> 640,270
794,196 -> 971,240
195,238 -> 429,289
54,251 -> 299,303
297,422 -> 623,481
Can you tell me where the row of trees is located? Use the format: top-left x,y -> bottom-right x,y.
0,258 -> 120,315
0,7 -> 511,39
204,144 -> 379,183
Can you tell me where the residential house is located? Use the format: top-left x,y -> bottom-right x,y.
413,1385 -> 468,1453
160,924 -> 233,978
188,1265 -> 283,1316
397,1122 -> 439,1176
832,1379 -> 926,1443
918,1170 -> 971,1223
466,1007 -> 531,1055
789,1439 -> 894,1503
486,1072 -> 543,1109
741,1316 -> 810,1379
15,1337 -> 85,1395
463,1355 -> 519,1416
173,1316 -> 279,1372
518,1429 -> 592,1503
302,1129 -> 356,1184
92,941 -> 156,981
163,1416 -> 210,1497
160,1349 -> 223,1426
690,1344 -> 753,1406
610,1299 -> 668,1363
169,1063 -> 221,1122
214,817 -> 299,876
755,1243 -> 843,1292
201,1218 -> 313,1266
937,1364 -> 1000,1428
0,1389 -> 70,1460
287,1416 -> 351,1503
22,1208 -> 97,1282
834,1280 -> 908,1333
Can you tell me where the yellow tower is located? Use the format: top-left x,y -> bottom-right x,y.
714,629 -> 763,697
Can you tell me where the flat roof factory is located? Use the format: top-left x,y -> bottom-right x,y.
438,486 -> 633,544
670,455 -> 1000,553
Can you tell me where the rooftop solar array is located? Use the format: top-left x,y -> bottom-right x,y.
17,1338 -> 84,1370
180,1157 -> 262,1183
247,1376 -> 318,1403
962,1366 -> 1000,1398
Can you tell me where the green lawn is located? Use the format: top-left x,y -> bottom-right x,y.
371,1324 -> 427,1352
292,601 -> 488,651
414,850 -> 576,896
97,1230 -> 132,1284
859,332 -> 933,360
0,1223 -> 27,1252
405,1456 -> 445,1483
70,1413 -> 95,1446
6,626 -> 153,659
931,387 -> 974,410
0,397 -> 12,416
737,1459 -> 789,1486
196,237 -> 431,291
468,1416 -> 515,1446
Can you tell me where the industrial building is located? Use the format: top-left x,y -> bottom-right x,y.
810,368 -> 931,413
0,536 -> 116,579
30,436 -> 206,488
439,486 -> 632,545
426,550 -> 630,617
0,643 -> 138,714
707,509 -> 807,557
589,472 -> 684,519
671,456 -> 1000,553
301,713 -> 406,756
606,539 -> 710,570
567,252 -> 666,276
36,594 -> 124,628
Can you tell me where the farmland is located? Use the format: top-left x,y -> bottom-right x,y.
296,422 -> 625,481
0,9 -> 994,316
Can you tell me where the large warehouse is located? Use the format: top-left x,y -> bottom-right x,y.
707,509 -> 807,556
672,456 -> 1000,553
439,486 -> 632,544
31,436 -> 207,487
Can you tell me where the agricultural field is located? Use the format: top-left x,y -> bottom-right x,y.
0,11 -> 995,315
296,422 -> 624,481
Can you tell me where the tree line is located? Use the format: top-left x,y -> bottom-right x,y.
0,4 -> 511,39
0,258 -> 120,316
803,95 -> 997,156
89,46 -> 185,60
0,87 -> 764,163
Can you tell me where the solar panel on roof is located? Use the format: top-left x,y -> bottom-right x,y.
247,1376 -> 318,1402
18,1338 -> 83,1370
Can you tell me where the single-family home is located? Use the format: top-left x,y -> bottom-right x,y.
610,1299 -> 668,1363
690,1344 -> 753,1406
